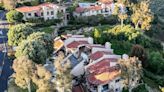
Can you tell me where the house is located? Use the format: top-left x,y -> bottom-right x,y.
73,0 -> 125,17
54,34 -> 124,92
16,3 -> 66,21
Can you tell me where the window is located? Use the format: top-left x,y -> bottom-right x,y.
115,79 -> 120,83
47,11 -> 49,15
101,9 -> 103,13
34,13 -> 38,17
51,11 -> 54,15
41,12 -> 43,16
28,13 -> 30,16
102,84 -> 109,91
115,88 -> 119,92
61,9 -> 64,13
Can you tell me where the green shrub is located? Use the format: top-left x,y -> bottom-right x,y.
41,27 -> 54,34
26,18 -> 44,23
111,40 -> 132,55
132,84 -> 148,92
147,51 -> 164,75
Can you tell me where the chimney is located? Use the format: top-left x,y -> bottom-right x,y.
122,54 -> 129,59
105,42 -> 111,49
88,37 -> 93,44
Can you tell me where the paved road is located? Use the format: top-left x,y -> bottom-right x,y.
0,11 -> 14,92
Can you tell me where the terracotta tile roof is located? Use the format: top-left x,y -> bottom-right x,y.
87,58 -> 120,85
86,44 -> 105,49
87,58 -> 118,73
72,85 -> 84,92
54,39 -> 64,50
16,3 -> 57,13
75,6 -> 103,13
75,7 -> 85,13
67,41 -> 88,48
99,0 -> 113,4
87,70 -> 120,85
16,6 -> 41,12
89,51 -> 113,60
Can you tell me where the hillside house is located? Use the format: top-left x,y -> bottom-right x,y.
16,3 -> 66,21
73,0 -> 125,17
54,34 -> 125,92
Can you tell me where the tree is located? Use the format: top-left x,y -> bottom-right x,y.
31,0 -> 39,6
32,65 -> 55,92
118,57 -> 143,92
2,0 -> 16,10
148,51 -> 164,74
27,32 -> 54,56
6,10 -> 23,23
12,56 -> 35,92
15,40 -> 48,64
94,28 -> 101,43
118,13 -> 128,28
131,0 -> 153,30
54,52 -> 72,92
8,24 -> 34,46
130,45 -> 147,68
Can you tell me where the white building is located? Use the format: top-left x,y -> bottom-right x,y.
73,0 -> 125,17
16,3 -> 66,21
54,34 -> 125,92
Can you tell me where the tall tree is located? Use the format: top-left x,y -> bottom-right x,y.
27,32 -> 54,56
130,45 -> 147,68
118,13 -> 128,28
15,40 -> 48,64
118,57 -> 142,92
131,0 -> 153,30
12,56 -> 35,92
3,0 -> 16,10
54,52 -> 72,92
6,10 -> 23,23
94,28 -> 101,43
32,65 -> 55,92
8,24 -> 34,46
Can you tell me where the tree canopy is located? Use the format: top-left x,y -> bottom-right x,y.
2,0 -> 16,10
118,57 -> 143,92
6,10 -> 23,23
12,56 -> 35,92
8,24 -> 34,46
131,0 -> 153,30
32,65 -> 55,92
27,32 -> 54,56
54,52 -> 72,92
15,40 -> 48,64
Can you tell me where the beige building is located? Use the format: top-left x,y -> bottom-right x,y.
16,3 -> 66,21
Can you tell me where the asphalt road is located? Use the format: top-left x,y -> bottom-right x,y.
0,11 -> 14,92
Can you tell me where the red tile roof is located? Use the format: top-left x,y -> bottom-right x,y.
75,6 -> 103,13
72,85 -> 84,92
89,51 -> 113,60
16,3 -> 57,13
86,44 -> 105,49
87,58 -> 120,85
75,7 -> 85,13
87,69 -> 120,85
67,41 -> 88,48
87,58 -> 118,73
99,0 -> 113,4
